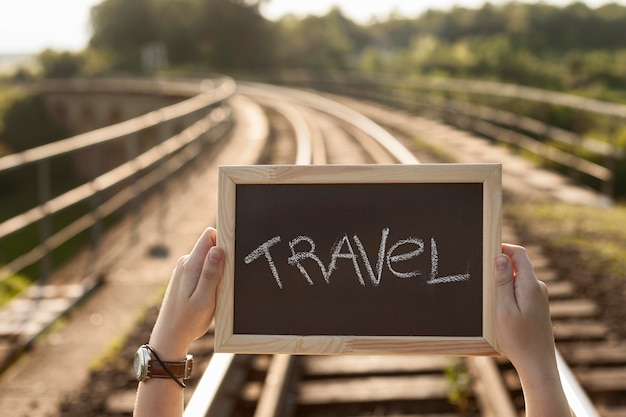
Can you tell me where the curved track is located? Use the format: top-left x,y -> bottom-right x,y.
184,84 -> 626,417
11,80 -> 618,417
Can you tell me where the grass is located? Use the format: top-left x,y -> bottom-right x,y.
445,358 -> 471,411
0,202 -> 123,306
0,84 -> 26,137
508,201 -> 626,337
410,122 -> 626,335
0,271 -> 32,306
508,202 -> 626,280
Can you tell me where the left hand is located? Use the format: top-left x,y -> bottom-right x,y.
148,227 -> 225,360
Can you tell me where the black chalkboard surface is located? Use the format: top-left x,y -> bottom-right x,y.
215,164 -> 501,355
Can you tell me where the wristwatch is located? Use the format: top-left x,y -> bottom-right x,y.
134,344 -> 194,383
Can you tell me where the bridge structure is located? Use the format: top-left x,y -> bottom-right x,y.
0,76 -> 235,364
0,75 -> 624,417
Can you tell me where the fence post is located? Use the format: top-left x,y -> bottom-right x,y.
126,132 -> 141,245
37,159 -> 52,285
149,116 -> 170,258
603,117 -> 621,199
87,148 -> 103,278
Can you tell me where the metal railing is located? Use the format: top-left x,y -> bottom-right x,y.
256,71 -> 625,199
0,76 -> 235,288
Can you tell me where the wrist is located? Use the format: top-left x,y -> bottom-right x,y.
513,354 -> 561,389
148,335 -> 191,361
134,344 -> 194,389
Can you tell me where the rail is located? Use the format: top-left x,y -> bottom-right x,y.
556,349 -> 601,417
239,82 -> 419,165
0,77 -> 607,417
184,82 -> 604,417
0,76 -> 236,287
35,76 -> 221,98
258,71 -> 625,198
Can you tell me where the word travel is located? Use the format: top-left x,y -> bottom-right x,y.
243,228 -> 471,289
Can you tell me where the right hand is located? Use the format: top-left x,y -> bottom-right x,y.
495,244 -> 559,383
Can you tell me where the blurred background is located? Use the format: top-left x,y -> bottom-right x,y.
2,0 -> 626,160
1,1 -> 626,416
2,0 -> 626,92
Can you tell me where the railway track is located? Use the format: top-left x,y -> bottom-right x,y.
178,84 -> 626,417
44,82 -> 624,417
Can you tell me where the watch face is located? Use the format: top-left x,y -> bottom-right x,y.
134,347 -> 149,381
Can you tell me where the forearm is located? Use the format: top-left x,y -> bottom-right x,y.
134,379 -> 185,417
495,246 -> 571,417
133,336 -> 192,417
516,359 -> 571,417
132,228 -> 224,417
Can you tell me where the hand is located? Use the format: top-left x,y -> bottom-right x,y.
495,244 -> 558,381
148,227 -> 225,360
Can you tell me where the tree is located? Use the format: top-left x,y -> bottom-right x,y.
89,0 -> 278,72
275,7 -> 367,70
90,0 -> 160,71
0,93 -> 69,152
153,0 -> 203,66
194,0 -> 278,70
38,49 -> 84,78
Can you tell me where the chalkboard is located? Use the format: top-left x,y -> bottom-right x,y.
215,164 -> 501,355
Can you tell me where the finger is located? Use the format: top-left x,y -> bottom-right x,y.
495,250 -> 517,312
502,244 -> 549,309
502,244 -> 538,289
193,246 -> 225,302
185,227 -> 217,276
502,244 -> 533,276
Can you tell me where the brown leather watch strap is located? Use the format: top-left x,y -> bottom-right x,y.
149,359 -> 192,379
144,345 -> 194,388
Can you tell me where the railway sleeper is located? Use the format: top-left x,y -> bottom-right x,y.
294,375 -> 468,414
544,280 -> 576,299
558,342 -> 626,366
549,299 -> 600,319
552,320 -> 611,341
502,366 -> 626,402
291,401 -> 474,417
300,355 -> 453,379
240,363 -> 474,416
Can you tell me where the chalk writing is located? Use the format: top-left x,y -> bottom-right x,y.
427,237 -> 471,284
243,236 -> 283,288
386,237 -> 424,279
244,228 -> 470,289
353,227 -> 388,286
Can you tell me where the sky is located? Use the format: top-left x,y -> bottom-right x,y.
0,0 -> 624,55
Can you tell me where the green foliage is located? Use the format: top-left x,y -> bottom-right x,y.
0,92 -> 69,152
351,2 -> 626,95
275,9 -> 359,70
90,0 -> 160,71
38,49 -> 85,78
444,358 -> 471,411
511,202 -> 626,276
0,86 -> 26,151
196,0 -> 277,70
89,0 -> 277,72
77,0 -> 626,99
0,272 -> 32,307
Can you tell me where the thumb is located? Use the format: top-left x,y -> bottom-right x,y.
191,245 -> 225,307
495,253 -> 518,312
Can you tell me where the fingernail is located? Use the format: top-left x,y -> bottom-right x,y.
208,247 -> 223,264
496,254 -> 510,271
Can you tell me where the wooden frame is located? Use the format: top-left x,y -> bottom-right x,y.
215,164 -> 501,355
